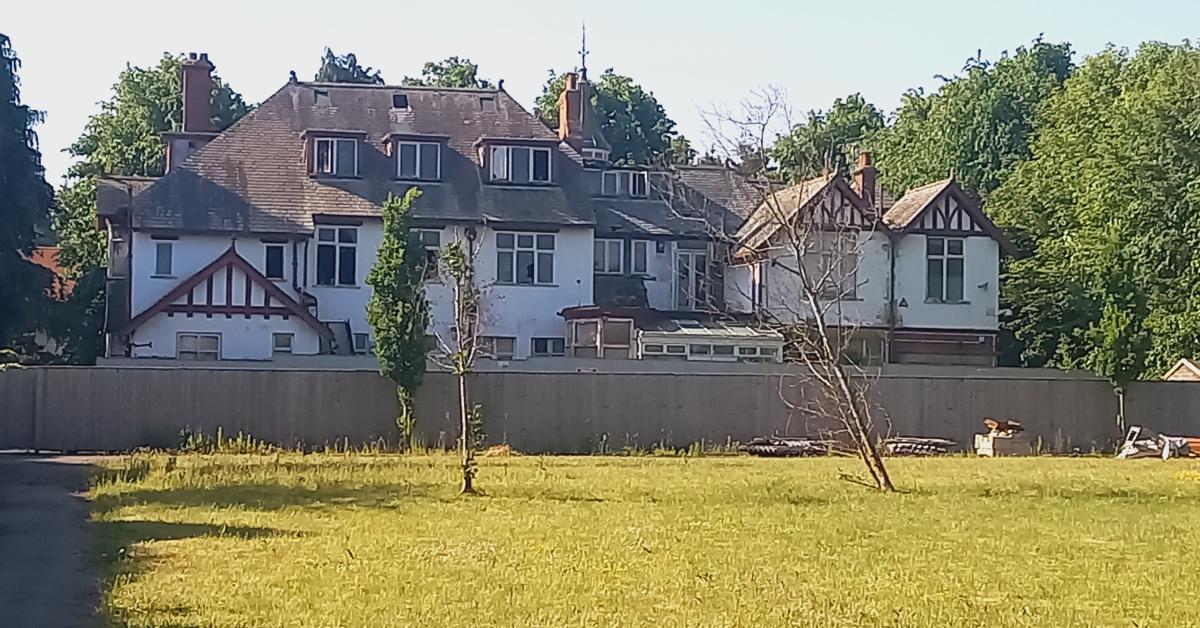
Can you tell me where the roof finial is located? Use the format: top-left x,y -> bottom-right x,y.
579,22 -> 589,80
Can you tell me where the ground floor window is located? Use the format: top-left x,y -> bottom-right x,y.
177,333 -> 220,361
531,337 -> 566,357
482,336 -> 516,360
272,333 -> 294,355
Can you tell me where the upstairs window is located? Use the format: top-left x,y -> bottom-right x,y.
153,241 -> 173,276
496,232 -> 554,285
316,227 -> 358,286
629,171 -> 648,197
631,240 -> 650,275
594,239 -> 623,274
264,244 -> 285,280
601,171 -> 619,196
397,141 -> 440,181
490,146 -> 551,184
415,229 -> 442,279
314,137 -> 358,177
926,237 -> 965,302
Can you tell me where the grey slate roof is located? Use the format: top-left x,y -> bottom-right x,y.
881,177 -> 953,230
592,165 -> 765,239
129,82 -> 595,233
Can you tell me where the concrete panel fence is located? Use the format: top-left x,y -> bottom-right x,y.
0,366 -> 1194,453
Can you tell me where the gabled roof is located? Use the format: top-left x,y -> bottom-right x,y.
1163,358 -> 1200,381
882,177 -> 1009,247
122,246 -> 331,339
130,82 -> 595,234
733,174 -> 873,253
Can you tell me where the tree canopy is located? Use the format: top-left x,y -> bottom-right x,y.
534,69 -> 692,165
872,39 -> 1073,198
772,93 -> 884,182
402,57 -> 491,88
988,42 -> 1200,383
0,33 -> 53,348
315,48 -> 384,84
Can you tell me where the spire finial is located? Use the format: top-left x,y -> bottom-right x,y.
579,22 -> 589,80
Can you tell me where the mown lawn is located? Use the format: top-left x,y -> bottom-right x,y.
91,454 -> 1200,627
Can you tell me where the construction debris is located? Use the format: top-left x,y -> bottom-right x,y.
974,418 -> 1031,456
884,437 -> 955,456
739,436 -> 831,457
1116,426 -> 1200,460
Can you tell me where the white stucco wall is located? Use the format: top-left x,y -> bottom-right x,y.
728,230 -> 892,327
131,232 -> 301,314
423,225 -> 594,359
893,234 -> 999,331
132,314 -> 322,360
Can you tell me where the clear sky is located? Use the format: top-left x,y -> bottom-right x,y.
7,0 -> 1200,185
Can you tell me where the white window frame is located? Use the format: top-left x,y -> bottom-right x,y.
489,145 -> 552,184
594,239 -> 624,274
926,236 -> 965,303
315,226 -> 358,286
272,333 -> 294,355
628,171 -> 648,198
353,333 -> 370,354
264,243 -> 286,280
631,240 -> 650,275
177,332 -> 220,361
495,232 -> 555,285
582,148 -> 609,161
314,137 -> 358,177
414,229 -> 442,280
396,141 -> 441,181
482,336 -> 516,360
601,171 -> 619,196
153,241 -> 173,277
531,337 -> 566,357
675,248 -> 709,311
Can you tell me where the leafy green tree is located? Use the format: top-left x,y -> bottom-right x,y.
366,189 -> 429,445
0,34 -> 53,349
772,94 -> 884,181
873,39 -> 1073,197
534,69 -> 691,165
990,42 -> 1200,382
314,48 -> 383,84
52,54 -> 249,362
402,57 -> 492,88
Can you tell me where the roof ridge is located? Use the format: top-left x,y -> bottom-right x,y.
901,177 -> 954,194
301,81 -> 500,93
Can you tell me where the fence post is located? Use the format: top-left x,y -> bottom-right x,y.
30,367 -> 44,452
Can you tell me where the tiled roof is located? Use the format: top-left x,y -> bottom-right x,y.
733,174 -> 834,251
881,177 -> 953,229
592,165 -> 766,239
129,82 -> 595,233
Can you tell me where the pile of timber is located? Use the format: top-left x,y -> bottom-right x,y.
883,437 -> 955,456
739,436 -> 831,457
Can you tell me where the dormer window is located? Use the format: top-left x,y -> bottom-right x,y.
397,141 -> 440,181
582,148 -> 610,162
490,145 -> 552,184
599,170 -> 647,197
314,137 -> 357,177
630,172 -> 648,197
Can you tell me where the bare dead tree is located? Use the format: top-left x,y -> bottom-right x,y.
655,87 -> 895,491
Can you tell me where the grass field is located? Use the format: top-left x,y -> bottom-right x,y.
91,453 -> 1200,627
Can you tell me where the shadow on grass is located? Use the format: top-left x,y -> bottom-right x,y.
94,481 -> 443,515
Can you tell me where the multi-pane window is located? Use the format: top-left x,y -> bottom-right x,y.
531,337 -> 566,357
631,240 -> 649,275
415,230 -> 442,279
601,171 -> 619,196
602,319 -> 633,358
926,236 -> 965,302
490,146 -> 551,183
154,241 -> 173,276
482,336 -> 516,360
629,171 -> 647,197
496,232 -> 554,285
675,249 -> 708,310
397,141 -> 440,180
177,333 -> 220,360
593,239 -> 623,274
264,244 -> 285,280
316,227 -> 358,286
314,137 -> 357,177
272,333 -> 294,355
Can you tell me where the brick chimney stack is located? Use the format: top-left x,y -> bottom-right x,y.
853,151 -> 877,210
181,52 -> 215,133
557,72 -> 582,142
